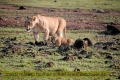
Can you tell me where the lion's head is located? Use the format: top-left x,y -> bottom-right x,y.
46,36 -> 56,46
24,16 -> 38,32
50,36 -> 57,44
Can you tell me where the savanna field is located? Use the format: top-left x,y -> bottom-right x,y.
0,0 -> 120,80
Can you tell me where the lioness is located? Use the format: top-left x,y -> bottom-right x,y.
24,14 -> 66,45
50,36 -> 74,47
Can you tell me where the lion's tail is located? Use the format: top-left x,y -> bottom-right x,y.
63,27 -> 66,38
83,38 -> 93,46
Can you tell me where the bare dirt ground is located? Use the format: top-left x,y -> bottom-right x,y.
0,4 -> 120,30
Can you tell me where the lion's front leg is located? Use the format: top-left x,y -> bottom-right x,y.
33,32 -> 39,45
83,40 -> 88,50
54,39 -> 61,48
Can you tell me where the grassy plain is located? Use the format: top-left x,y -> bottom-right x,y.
0,27 -> 120,80
0,0 -> 120,80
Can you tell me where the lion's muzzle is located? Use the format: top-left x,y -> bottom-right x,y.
26,28 -> 31,32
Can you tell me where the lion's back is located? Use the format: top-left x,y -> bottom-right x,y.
61,38 -> 74,45
41,15 -> 66,27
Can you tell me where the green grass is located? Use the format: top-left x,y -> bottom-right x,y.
0,0 -> 120,79
0,0 -> 120,9
0,27 -> 120,80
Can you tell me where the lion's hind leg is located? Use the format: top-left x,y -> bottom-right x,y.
56,29 -> 63,38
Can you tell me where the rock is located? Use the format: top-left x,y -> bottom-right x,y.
8,44 -> 23,54
35,41 -> 45,46
79,50 -> 87,55
19,6 -> 26,10
26,42 -> 34,45
0,54 -> 4,58
34,60 -> 42,64
54,0 -> 57,2
57,45 -> 71,53
62,55 -> 75,61
105,78 -> 111,80
105,55 -> 113,59
38,48 -> 44,51
85,52 -> 92,58
109,64 -> 116,68
110,47 -> 119,51
118,76 -> 120,79
105,25 -> 120,35
23,52 -> 35,57
96,10 -> 104,13
78,56 -> 82,59
105,61 -> 109,64
74,68 -> 80,72
34,66 -> 42,70
45,62 -> 54,68
0,17 -> 3,21
10,37 -> 17,41
74,38 -> 84,50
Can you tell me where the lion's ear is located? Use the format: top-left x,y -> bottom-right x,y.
32,16 -> 36,21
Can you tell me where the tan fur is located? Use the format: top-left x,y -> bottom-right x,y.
24,14 -> 66,42
46,38 -> 52,46
51,36 -> 74,47
83,40 -> 88,50
83,38 -> 93,50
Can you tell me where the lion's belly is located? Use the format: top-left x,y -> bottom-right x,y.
49,28 -> 57,36
48,22 -> 59,36
61,39 -> 68,45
